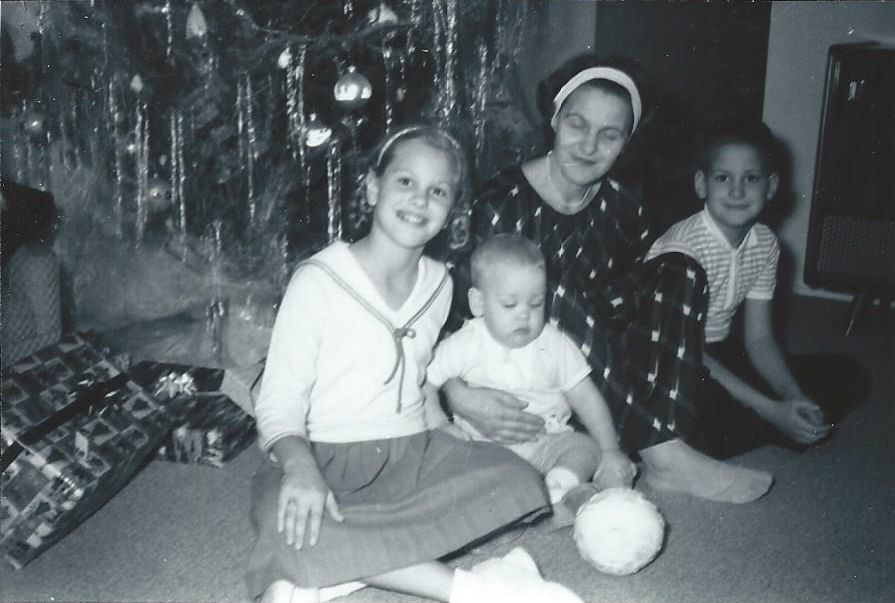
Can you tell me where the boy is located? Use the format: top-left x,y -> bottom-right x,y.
427,234 -> 636,507
646,117 -> 838,457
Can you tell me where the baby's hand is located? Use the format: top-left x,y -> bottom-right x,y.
594,449 -> 637,489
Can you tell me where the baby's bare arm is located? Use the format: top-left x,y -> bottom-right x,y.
565,377 -> 621,452
565,378 -> 636,487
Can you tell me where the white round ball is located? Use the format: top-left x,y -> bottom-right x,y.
573,487 -> 665,576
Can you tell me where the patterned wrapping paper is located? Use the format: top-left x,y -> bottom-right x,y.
156,392 -> 257,467
0,333 -> 177,570
126,362 -> 257,468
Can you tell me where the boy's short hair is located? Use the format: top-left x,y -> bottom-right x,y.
699,117 -> 778,173
470,234 -> 545,288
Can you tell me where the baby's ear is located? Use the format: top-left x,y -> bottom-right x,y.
694,170 -> 707,200
468,287 -> 485,317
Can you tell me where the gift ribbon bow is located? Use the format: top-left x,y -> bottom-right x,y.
154,372 -> 198,399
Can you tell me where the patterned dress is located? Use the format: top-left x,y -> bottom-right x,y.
448,167 -> 711,453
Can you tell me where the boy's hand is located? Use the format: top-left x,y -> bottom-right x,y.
594,449 -> 637,489
278,458 -> 344,550
772,399 -> 831,445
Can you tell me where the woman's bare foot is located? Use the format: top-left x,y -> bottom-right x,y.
639,439 -> 773,503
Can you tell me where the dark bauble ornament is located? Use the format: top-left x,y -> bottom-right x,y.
333,66 -> 373,110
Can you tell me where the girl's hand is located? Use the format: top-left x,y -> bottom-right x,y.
278,458 -> 344,550
594,449 -> 637,489
771,399 -> 830,445
444,380 -> 545,445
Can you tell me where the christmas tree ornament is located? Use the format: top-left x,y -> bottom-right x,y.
573,488 -> 665,576
367,3 -> 398,26
304,114 -> 332,148
277,48 -> 291,69
22,111 -> 46,138
186,3 -> 208,39
146,176 -> 173,212
333,66 -> 373,110
122,134 -> 138,156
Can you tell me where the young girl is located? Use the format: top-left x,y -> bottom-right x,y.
247,126 -> 553,603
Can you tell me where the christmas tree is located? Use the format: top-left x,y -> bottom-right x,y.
1,0 -> 540,364
3,0 -> 538,266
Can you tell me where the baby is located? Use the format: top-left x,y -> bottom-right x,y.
429,234 -> 636,508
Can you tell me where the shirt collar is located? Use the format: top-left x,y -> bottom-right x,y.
700,207 -> 757,253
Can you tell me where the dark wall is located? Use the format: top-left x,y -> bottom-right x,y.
593,2 -> 772,234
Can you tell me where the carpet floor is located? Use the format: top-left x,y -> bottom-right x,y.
2,296 -> 893,603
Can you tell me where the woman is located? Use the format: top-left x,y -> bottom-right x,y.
445,55 -> 773,504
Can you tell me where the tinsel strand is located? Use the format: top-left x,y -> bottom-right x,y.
176,113 -> 186,236
109,81 -> 124,238
244,74 -> 257,226
442,0 -> 458,123
296,45 -> 310,217
383,45 -> 393,132
170,111 -> 184,238
474,41 -> 489,163
327,143 -> 343,243
237,76 -> 247,163
165,0 -> 173,60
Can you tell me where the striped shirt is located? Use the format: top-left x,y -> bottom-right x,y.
645,209 -> 778,343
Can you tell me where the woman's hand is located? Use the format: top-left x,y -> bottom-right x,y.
767,398 -> 830,445
443,379 -> 545,444
594,448 -> 637,489
278,456 -> 344,550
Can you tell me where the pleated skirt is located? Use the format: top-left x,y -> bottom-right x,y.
246,429 -> 548,596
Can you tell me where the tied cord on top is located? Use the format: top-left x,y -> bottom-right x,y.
300,260 -> 449,413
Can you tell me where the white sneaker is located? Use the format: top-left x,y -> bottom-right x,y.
260,580 -> 320,603
450,547 -> 584,603
544,466 -> 582,504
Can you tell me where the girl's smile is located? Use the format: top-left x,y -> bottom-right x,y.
366,138 -> 458,249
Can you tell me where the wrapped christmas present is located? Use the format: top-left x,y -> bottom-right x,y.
0,333 -> 176,570
126,362 -> 257,468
